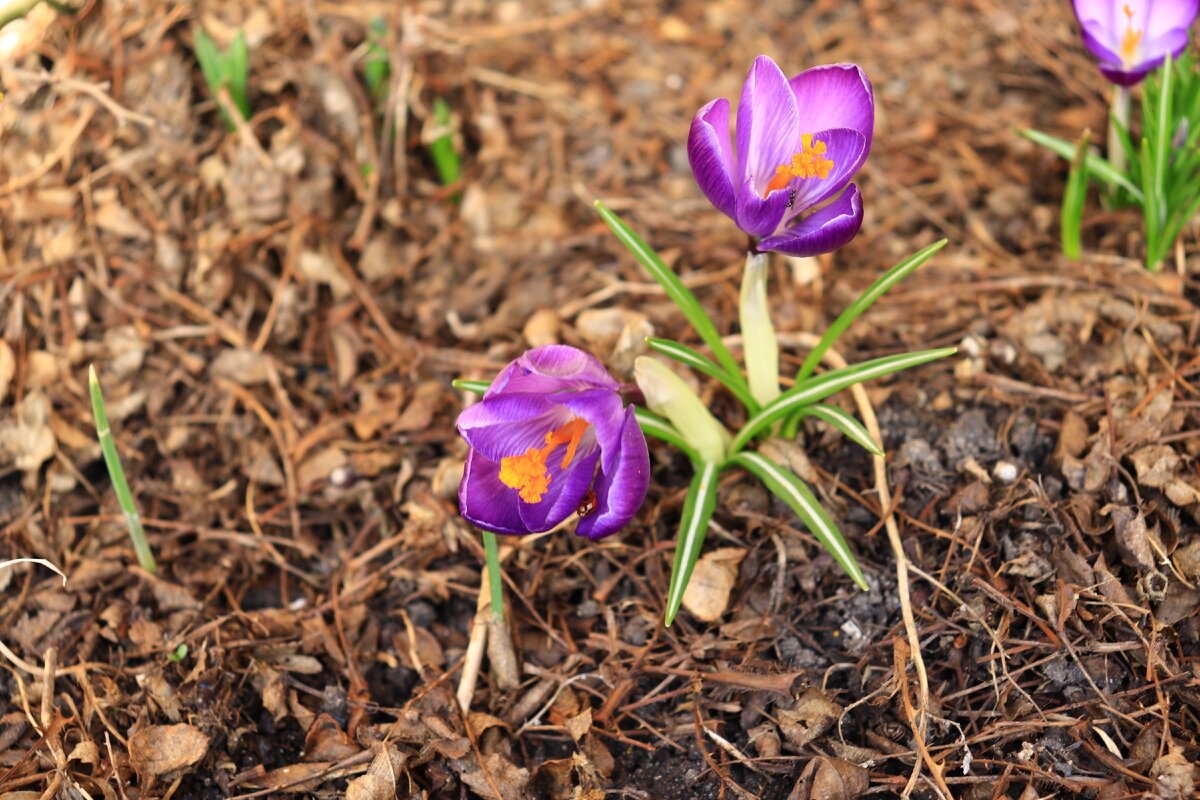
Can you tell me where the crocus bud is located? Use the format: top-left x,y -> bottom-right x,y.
739,251 -> 781,406
634,356 -> 729,464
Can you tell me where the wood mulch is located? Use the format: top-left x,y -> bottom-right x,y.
1,0 -> 1198,797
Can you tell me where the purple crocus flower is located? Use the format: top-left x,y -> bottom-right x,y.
1072,0 -> 1198,85
457,345 -> 650,539
687,55 -> 874,257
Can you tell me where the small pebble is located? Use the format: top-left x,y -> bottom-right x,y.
993,460 -> 1018,484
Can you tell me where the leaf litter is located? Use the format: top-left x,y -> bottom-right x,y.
1,0 -> 1199,798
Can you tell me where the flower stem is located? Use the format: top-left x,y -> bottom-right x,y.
1108,85 -> 1129,179
481,531 -> 505,621
739,251 -> 781,407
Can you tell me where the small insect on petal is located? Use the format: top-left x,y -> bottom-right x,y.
576,488 -> 597,517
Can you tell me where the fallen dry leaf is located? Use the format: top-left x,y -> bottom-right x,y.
779,689 -> 842,751
127,723 -> 209,785
682,547 -> 746,622
1151,744 -> 1195,799
788,756 -> 868,800
345,745 -> 407,800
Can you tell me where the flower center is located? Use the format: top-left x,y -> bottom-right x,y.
498,417 -> 590,503
1120,4 -> 1143,63
764,134 -> 835,195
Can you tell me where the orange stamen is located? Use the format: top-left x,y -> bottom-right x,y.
763,134 -> 835,195
498,417 -> 591,503
1120,4 -> 1143,62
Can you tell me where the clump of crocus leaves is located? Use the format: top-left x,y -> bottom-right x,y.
457,55 -> 956,626
1024,0 -> 1200,270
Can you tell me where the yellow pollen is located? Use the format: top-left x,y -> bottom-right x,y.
1120,4 -> 1143,61
764,134 -> 835,195
498,417 -> 590,504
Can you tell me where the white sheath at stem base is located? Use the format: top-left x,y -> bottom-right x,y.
739,251 -> 780,406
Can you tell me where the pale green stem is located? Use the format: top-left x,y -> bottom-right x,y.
1109,85 -> 1129,178
634,356 -> 730,464
481,531 -> 505,621
739,251 -> 780,406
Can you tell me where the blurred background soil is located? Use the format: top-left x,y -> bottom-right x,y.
1,0 -> 1199,798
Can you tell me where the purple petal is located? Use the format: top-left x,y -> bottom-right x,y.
736,55 -> 801,197
1078,22 -> 1124,67
1146,0 -> 1198,40
489,345 -> 618,396
1099,59 -> 1164,85
575,407 -> 649,540
786,128 -> 868,215
517,447 -> 599,532
458,394 -> 571,462
788,64 -> 874,154
735,174 -> 792,237
758,184 -> 864,257
552,388 -> 627,470
459,449 -> 532,535
688,98 -> 737,218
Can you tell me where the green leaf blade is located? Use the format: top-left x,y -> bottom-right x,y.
731,452 -> 867,590
646,337 -> 759,412
594,201 -> 747,392
793,403 -> 883,456
664,461 -> 722,626
733,347 -> 957,453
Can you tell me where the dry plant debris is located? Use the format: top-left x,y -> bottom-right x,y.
1,0 -> 1199,798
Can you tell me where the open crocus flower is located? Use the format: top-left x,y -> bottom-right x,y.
1073,0 -> 1199,85
688,55 -> 874,256
457,345 -> 650,539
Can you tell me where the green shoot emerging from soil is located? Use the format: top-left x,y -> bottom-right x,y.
1024,54 -> 1200,271
194,28 -> 251,131
89,365 -> 156,574
428,98 -> 462,191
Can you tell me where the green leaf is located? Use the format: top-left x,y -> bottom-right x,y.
167,643 -> 189,663
594,201 -> 748,392
452,379 -> 490,394
364,17 -> 391,103
1020,128 -> 1143,200
228,30 -> 251,120
792,403 -> 883,456
664,461 -> 721,626
730,452 -> 867,590
89,365 -> 156,574
635,407 -> 700,464
647,337 -> 759,412
795,239 -> 947,384
732,347 -> 957,453
430,98 -> 462,189
1061,129 -> 1090,261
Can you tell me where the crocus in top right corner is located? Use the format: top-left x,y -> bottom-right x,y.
1072,0 -> 1199,85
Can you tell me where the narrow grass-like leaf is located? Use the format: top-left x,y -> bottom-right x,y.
730,452 -> 867,590
594,201 -> 748,391
635,407 -> 701,464
647,338 -> 759,412
452,379 -> 490,394
430,98 -> 462,188
1140,137 -> 1160,270
1061,129 -> 1090,261
364,17 -> 391,103
1020,128 -> 1143,200
732,347 -> 957,453
89,365 -> 156,574
792,403 -> 883,456
795,239 -> 947,384
664,461 -> 721,625
228,30 -> 251,120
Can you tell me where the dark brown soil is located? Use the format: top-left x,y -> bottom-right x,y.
2,1 -> 1199,798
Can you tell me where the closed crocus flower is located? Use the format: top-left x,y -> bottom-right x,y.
457,345 -> 650,539
1073,0 -> 1199,85
688,55 -> 874,257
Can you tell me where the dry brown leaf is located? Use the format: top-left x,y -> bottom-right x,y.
1057,410 -> 1089,459
345,746 -> 407,800
788,756 -> 868,800
565,708 -> 592,743
681,547 -> 746,622
1151,744 -> 1196,798
1129,445 -> 1180,490
0,392 -> 57,474
0,340 -> 13,402
779,689 -> 842,751
459,752 -> 531,800
303,713 -> 360,762
211,349 -> 274,386
127,723 -> 209,785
